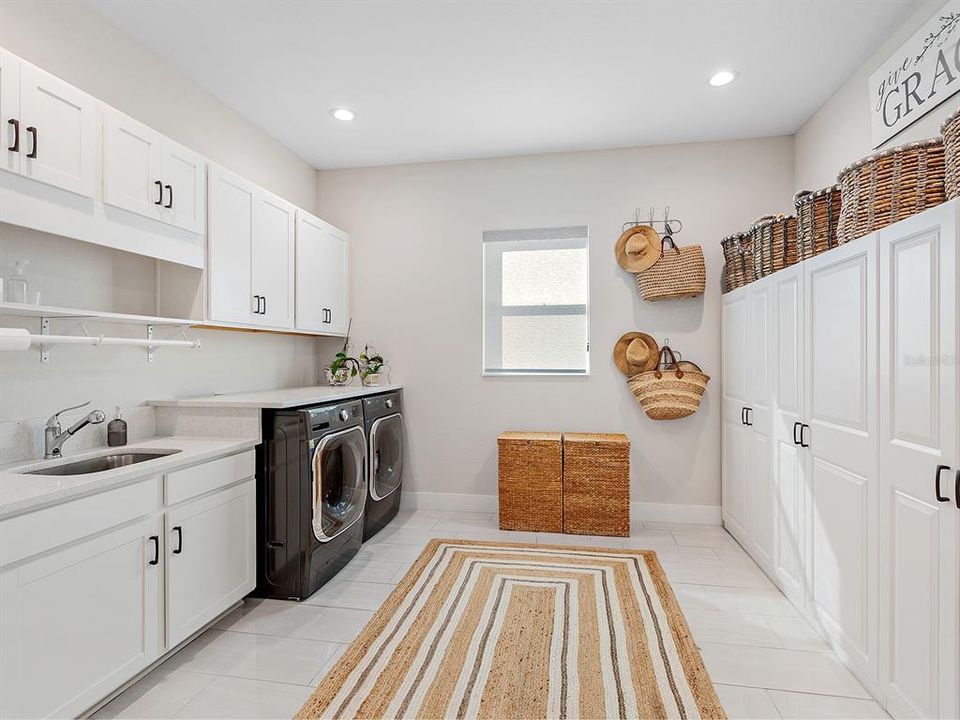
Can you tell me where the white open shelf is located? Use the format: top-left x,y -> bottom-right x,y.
0,301 -> 196,327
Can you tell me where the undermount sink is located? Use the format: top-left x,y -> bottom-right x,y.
25,450 -> 182,476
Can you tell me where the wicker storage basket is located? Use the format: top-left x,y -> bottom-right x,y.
497,431 -> 563,532
941,107 -> 960,199
795,186 -> 841,261
720,230 -> 753,292
562,433 -> 629,537
836,138 -> 945,243
750,214 -> 797,279
628,346 -> 710,420
635,237 -> 706,301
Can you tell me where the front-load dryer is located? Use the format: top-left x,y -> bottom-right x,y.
362,391 -> 403,540
256,399 -> 366,600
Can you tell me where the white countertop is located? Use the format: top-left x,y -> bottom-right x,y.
147,384 -> 403,409
0,436 -> 256,519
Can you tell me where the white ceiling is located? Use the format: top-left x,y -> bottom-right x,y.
88,0 -> 916,170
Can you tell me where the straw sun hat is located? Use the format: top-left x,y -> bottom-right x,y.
615,225 -> 661,273
613,332 -> 660,376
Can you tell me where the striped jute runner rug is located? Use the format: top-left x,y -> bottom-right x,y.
296,539 -> 725,720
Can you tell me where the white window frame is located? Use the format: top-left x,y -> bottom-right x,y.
481,226 -> 590,377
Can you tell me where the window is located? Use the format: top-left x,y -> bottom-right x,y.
482,226 -> 589,375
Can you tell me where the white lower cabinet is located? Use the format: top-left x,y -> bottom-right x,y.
722,200 -> 960,718
0,516 -> 162,719
166,478 -> 256,647
0,449 -> 255,719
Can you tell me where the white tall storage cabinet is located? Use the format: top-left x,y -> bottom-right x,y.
721,200 -> 960,718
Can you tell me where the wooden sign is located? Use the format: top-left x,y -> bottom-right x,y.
870,0 -> 960,147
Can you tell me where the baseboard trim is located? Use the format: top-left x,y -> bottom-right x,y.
400,492 -> 721,525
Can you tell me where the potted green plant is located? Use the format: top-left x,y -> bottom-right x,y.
359,344 -> 387,387
324,351 -> 360,386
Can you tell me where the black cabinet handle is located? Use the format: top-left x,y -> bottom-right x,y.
253,294 -> 261,314
741,407 -> 746,425
164,184 -> 173,209
955,470 -> 959,510
262,295 -> 267,315
25,126 -> 37,158
793,421 -> 801,445
148,535 -> 159,565
935,464 -> 951,503
744,408 -> 753,427
7,118 -> 19,152
800,424 -> 811,448
172,526 -> 183,554
154,180 -> 163,205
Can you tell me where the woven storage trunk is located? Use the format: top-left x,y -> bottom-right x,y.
497,431 -> 563,532
720,230 -> 752,292
941,107 -> 960,199
750,214 -> 797,279
562,433 -> 629,537
795,186 -> 841,261
836,138 -> 945,243
635,239 -> 706,301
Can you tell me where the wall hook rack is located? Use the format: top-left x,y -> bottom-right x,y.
621,205 -> 684,236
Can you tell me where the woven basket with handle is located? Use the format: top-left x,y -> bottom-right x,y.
628,346 -> 710,420
635,236 -> 705,301
836,138 -> 945,243
795,186 -> 841,261
720,230 -> 752,292
750,214 -> 797,279
941,107 -> 960,200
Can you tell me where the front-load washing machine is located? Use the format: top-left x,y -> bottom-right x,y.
362,390 -> 404,540
256,399 -> 366,600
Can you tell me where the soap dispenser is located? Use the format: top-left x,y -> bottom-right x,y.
107,407 -> 128,447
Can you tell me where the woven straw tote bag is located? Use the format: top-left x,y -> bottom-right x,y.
635,235 -> 705,301
628,346 -> 710,420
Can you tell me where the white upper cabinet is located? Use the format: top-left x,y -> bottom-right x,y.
103,108 -> 205,234
252,193 -> 295,328
4,55 -> 98,197
296,210 -> 350,335
1,48 -> 20,176
208,164 -> 295,329
877,202 -> 959,720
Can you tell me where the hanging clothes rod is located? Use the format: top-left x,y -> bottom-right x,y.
0,326 -> 201,363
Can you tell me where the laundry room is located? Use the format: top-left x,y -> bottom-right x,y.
0,1 -> 957,719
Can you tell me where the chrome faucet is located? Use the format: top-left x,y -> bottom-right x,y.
44,401 -> 106,459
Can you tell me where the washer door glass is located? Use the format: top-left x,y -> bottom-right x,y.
312,426 -> 366,542
370,413 -> 403,501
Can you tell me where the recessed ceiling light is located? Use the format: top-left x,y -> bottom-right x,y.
330,107 -> 356,122
709,70 -> 738,87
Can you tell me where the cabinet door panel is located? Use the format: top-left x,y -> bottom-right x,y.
296,212 -> 349,334
0,517 -> 161,719
748,279 -> 775,571
805,235 -> 878,686
103,110 -> 162,220
251,194 -> 295,328
878,204 -> 959,719
773,266 -> 806,605
18,60 -> 97,197
0,49 -> 20,176
167,479 -> 256,647
722,288 -> 750,541
208,166 -> 255,324
161,140 -> 206,234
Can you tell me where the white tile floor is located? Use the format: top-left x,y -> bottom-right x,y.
93,509 -> 889,719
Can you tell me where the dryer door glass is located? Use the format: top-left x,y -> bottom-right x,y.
312,426 -> 366,541
370,413 -> 403,501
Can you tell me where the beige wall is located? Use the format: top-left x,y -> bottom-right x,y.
0,0 -> 317,211
795,0 -> 954,191
0,0 -> 337,455
317,137 -> 796,511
